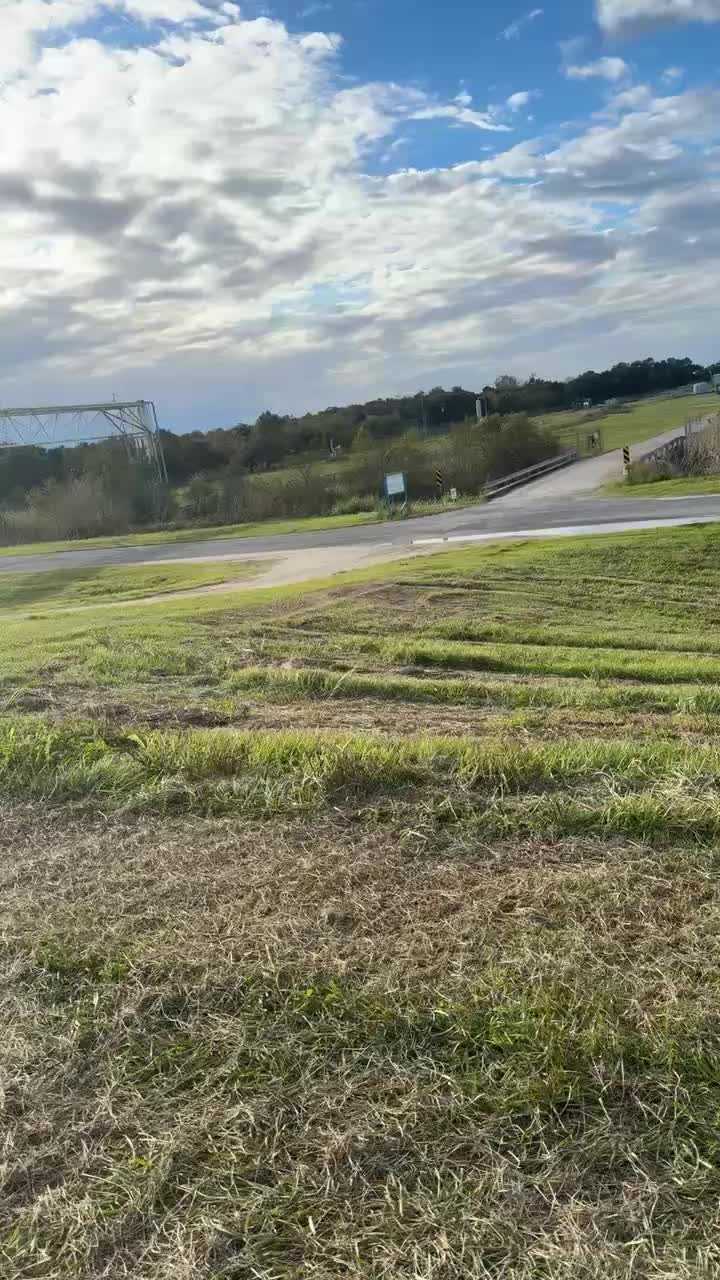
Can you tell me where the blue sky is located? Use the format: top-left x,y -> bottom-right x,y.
2,0 -> 720,428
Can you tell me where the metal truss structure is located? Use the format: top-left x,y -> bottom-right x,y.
0,400 -> 168,483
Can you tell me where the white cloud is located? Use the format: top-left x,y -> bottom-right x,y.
2,11 -> 720,421
410,104 -> 510,132
500,8 -> 543,39
606,84 -> 654,111
566,57 -> 630,82
596,0 -> 720,34
123,0 -> 212,19
0,0 -> 218,77
506,90 -> 536,111
662,66 -> 685,83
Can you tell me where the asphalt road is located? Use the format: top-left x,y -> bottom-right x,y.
1,492 -> 719,577
1,426 -> 717,576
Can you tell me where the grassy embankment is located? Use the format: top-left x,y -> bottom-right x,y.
5,524 -> 720,1275
605,475 -> 720,499
540,391 -> 719,453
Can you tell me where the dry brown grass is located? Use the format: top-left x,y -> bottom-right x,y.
3,804 -> 720,1277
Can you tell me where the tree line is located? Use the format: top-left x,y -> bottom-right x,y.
160,354 -> 716,483
0,352 -> 716,543
0,354 -> 715,505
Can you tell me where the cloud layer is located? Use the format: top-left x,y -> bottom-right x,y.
2,4 -> 720,422
565,57 -> 630,82
499,8 -> 544,40
596,0 -> 720,34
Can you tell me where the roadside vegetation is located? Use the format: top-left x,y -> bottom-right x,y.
611,412 -> 720,497
4,521 -> 720,1275
0,498 -> 488,561
0,413 -> 557,546
607,474 -> 720,498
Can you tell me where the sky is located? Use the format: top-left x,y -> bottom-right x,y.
2,0 -> 720,430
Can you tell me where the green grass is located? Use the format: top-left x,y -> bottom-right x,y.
0,559 -> 263,612
604,474 -> 720,499
542,392 -> 719,455
6,522 -> 720,1276
3,718 -> 720,842
0,509 -> 382,557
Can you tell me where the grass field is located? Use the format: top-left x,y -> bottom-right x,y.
542,392 -> 719,454
605,474 -> 720,499
0,559 -> 264,613
5,525 -> 720,1276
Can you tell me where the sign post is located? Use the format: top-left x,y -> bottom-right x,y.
623,445 -> 631,476
384,471 -> 407,511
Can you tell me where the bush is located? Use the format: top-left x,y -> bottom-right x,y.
340,417 -> 560,504
0,459 -> 173,546
331,494 -> 376,516
482,415 -> 560,483
687,417 -> 720,476
626,460 -> 676,485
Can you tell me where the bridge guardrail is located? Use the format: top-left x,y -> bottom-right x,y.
484,450 -> 579,501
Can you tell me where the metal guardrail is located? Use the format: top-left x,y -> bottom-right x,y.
484,450 -> 579,500
638,417 -> 712,466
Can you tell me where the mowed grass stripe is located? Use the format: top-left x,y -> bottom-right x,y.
268,615 -> 720,660
229,665 -> 720,715
6,721 -> 720,843
382,640 -> 720,685
430,619 -> 720,658
248,630 -> 720,685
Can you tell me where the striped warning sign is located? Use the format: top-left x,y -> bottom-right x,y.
434,466 -> 444,493
623,446 -> 631,468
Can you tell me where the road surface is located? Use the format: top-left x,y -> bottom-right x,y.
489,422 -> 688,501
0,424 -> 716,583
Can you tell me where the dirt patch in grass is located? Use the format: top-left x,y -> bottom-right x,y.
186,698 -> 711,741
0,804 -> 705,979
3,682 -> 712,742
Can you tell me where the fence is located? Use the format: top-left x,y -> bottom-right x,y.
638,417 -> 709,466
484,450 -> 578,500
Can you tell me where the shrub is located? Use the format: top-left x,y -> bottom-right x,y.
626,460 -> 676,485
331,494 -> 376,516
687,417 -> 720,476
482,414 -> 560,482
